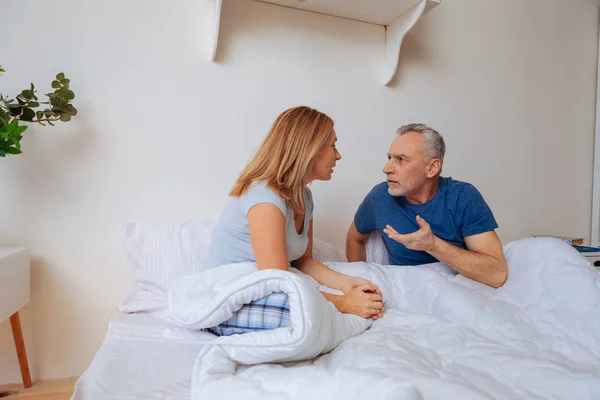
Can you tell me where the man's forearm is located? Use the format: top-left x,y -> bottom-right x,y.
346,238 -> 367,262
428,237 -> 507,288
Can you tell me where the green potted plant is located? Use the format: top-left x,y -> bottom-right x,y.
0,64 -> 77,157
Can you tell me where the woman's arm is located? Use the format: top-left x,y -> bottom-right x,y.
292,220 -> 354,291
291,220 -> 384,319
248,205 -> 383,319
247,203 -> 289,271
292,223 -> 347,289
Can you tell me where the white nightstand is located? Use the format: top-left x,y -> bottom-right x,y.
0,247 -> 32,388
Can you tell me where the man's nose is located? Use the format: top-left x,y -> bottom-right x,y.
383,160 -> 392,174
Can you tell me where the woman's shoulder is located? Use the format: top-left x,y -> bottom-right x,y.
240,180 -> 288,216
245,180 -> 283,199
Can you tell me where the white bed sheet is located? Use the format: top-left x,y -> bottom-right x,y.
71,310 -> 215,400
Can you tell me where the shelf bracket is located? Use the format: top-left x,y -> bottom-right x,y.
382,0 -> 440,86
205,0 -> 223,61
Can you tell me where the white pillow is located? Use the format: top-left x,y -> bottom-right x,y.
312,237 -> 347,263
365,231 -> 390,265
120,219 -> 215,296
120,219 -> 347,298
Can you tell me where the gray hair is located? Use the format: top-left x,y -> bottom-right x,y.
397,123 -> 445,171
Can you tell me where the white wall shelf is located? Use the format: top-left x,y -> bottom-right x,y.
204,0 -> 442,86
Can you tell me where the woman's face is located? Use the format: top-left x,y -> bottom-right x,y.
305,131 -> 342,183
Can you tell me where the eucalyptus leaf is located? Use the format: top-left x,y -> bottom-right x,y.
8,105 -> 22,116
20,108 -> 35,121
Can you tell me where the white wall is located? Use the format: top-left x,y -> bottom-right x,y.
0,0 -> 598,383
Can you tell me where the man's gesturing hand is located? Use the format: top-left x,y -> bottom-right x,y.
383,215 -> 437,253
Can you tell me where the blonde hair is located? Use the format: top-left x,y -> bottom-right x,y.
230,106 -> 334,214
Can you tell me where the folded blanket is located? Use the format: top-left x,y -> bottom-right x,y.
167,262 -> 373,398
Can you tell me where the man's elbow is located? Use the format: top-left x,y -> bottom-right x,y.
488,260 -> 508,288
346,236 -> 366,248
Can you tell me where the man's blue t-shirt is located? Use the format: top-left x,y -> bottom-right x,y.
354,177 -> 498,266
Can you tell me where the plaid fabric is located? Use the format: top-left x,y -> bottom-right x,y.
208,292 -> 291,336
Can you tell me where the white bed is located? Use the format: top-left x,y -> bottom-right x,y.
71,220 -> 600,400
72,310 -> 214,400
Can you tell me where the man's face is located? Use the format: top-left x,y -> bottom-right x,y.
383,132 -> 430,197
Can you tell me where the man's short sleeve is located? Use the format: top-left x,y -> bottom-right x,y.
353,187 -> 378,235
459,184 -> 499,237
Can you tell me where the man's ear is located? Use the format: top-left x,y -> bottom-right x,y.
426,159 -> 441,178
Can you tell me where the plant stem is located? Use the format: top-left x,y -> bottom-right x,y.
34,117 -> 60,123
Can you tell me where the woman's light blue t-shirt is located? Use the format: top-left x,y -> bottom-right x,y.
205,181 -> 314,269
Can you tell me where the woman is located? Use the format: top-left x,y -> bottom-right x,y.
205,106 -> 384,336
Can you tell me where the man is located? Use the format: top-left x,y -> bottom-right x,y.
346,123 -> 507,288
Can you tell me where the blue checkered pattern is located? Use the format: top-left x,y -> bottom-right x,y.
208,292 -> 291,336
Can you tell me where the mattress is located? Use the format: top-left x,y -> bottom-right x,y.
71,310 -> 215,400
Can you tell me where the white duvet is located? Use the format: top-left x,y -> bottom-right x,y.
168,238 -> 600,400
